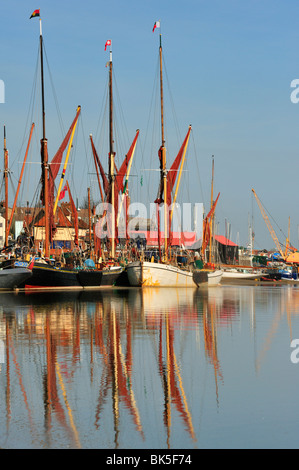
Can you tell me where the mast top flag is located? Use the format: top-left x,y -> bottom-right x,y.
152,20 -> 161,32
30,9 -> 40,19
105,39 -> 112,51
30,8 -> 42,35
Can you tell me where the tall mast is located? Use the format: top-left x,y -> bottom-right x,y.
108,44 -> 115,259
3,126 -> 8,247
209,155 -> 214,264
88,187 -> 92,250
39,17 -> 50,258
159,31 -> 168,261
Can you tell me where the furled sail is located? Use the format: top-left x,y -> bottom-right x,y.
66,180 -> 79,246
155,126 -> 191,249
43,106 -> 81,242
201,192 -> 220,256
92,130 -> 139,240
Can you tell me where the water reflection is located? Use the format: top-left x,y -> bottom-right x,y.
0,285 -> 298,448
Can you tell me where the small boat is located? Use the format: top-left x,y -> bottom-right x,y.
77,265 -> 124,288
0,266 -> 32,290
0,258 -> 34,291
221,268 -> 265,280
192,159 -> 223,288
23,260 -> 81,290
126,260 -> 195,287
280,266 -> 299,282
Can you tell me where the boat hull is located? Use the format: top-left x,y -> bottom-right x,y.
126,261 -> 195,287
22,262 -> 81,289
77,266 -> 123,288
193,269 -> 223,287
222,270 -> 265,280
0,267 -> 33,290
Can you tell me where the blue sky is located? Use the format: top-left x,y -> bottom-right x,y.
0,0 -> 299,249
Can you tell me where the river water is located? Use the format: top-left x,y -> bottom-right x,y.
0,284 -> 298,449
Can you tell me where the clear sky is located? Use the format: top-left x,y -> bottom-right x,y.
0,0 -> 299,250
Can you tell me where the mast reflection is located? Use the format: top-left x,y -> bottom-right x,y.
2,285 -> 294,448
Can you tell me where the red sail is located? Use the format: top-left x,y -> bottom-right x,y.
115,129 -> 139,193
90,135 -> 109,198
201,192 -> 220,255
66,180 -> 79,246
92,130 -> 139,241
166,126 -> 191,207
47,106 -> 81,242
48,106 -> 81,197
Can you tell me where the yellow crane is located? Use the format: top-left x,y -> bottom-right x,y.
251,188 -> 285,259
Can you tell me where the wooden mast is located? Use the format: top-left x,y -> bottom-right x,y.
209,155 -> 214,264
108,43 -> 115,259
3,126 -> 9,247
158,30 -> 168,262
39,17 -> 50,258
88,187 -> 92,251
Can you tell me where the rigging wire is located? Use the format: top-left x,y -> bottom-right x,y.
163,55 -> 182,149
42,41 -> 65,140
10,47 -> 40,171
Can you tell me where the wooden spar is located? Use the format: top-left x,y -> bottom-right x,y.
108,45 -> 116,259
66,180 -> 78,246
201,192 -> 220,259
158,31 -> 168,261
88,187 -> 92,249
209,156 -> 214,263
8,123 -> 35,235
39,17 -> 50,258
3,126 -> 8,246
53,106 -> 81,215
116,130 -> 139,226
89,134 -> 104,202
169,125 -> 192,224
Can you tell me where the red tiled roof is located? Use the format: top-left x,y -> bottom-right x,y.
33,207 -> 73,227
214,235 -> 238,246
128,230 -> 197,247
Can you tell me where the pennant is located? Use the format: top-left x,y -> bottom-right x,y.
152,21 -> 160,32
58,185 -> 68,201
105,39 -> 111,51
30,9 -> 40,19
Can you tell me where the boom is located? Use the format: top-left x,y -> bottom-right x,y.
251,188 -> 284,258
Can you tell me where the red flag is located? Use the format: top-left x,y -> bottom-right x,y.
30,9 -> 40,19
152,21 -> 160,32
58,185 -> 67,201
105,39 -> 111,51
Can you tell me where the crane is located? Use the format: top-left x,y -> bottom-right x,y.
251,188 -> 285,259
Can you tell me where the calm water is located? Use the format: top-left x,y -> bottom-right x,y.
0,284 -> 299,449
